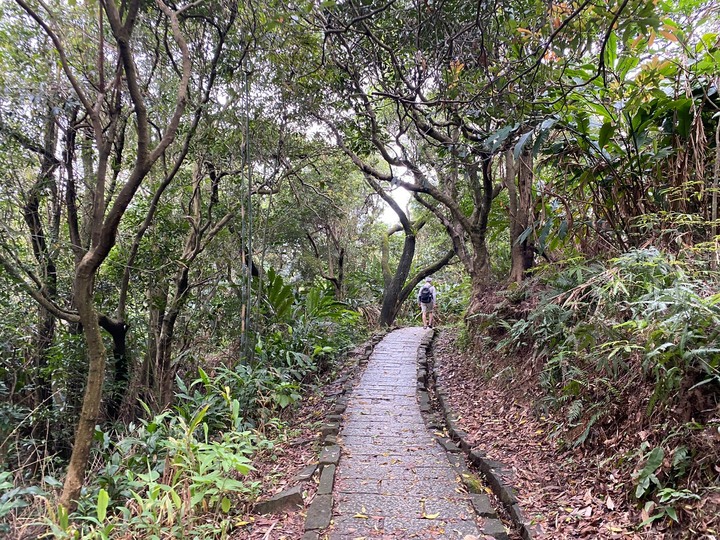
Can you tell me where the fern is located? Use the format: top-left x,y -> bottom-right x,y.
567,399 -> 584,424
573,411 -> 602,447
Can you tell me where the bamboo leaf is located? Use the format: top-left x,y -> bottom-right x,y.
604,31 -> 618,69
97,488 -> 109,522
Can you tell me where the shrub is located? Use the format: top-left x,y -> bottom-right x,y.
497,249 -> 719,446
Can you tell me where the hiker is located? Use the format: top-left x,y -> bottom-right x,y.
417,277 -> 437,329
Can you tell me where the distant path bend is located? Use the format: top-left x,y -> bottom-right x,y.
328,327 -> 480,539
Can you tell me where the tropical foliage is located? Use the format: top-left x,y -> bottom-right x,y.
0,0 -> 718,535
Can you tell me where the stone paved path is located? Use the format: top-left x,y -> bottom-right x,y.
329,327 -> 480,539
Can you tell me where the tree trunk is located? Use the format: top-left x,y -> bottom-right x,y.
99,315 -> 129,421
155,266 -> 190,408
33,310 -> 56,407
59,273 -> 106,510
378,232 -> 417,326
13,0 -> 196,511
335,247 -> 345,299
506,150 -> 535,283
126,280 -> 166,415
366,174 -> 446,328
378,214 -> 455,326
465,242 -> 491,316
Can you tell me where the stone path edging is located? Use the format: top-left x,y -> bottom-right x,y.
301,331 -> 387,540
426,331 -> 539,540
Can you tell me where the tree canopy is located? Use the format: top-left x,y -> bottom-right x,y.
0,0 -> 718,535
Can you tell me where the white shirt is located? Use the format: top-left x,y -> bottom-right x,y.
418,283 -> 437,304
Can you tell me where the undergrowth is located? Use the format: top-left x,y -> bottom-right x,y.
473,248 -> 720,532
1,277 -> 364,538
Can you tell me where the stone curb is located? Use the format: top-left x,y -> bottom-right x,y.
419,331 -> 538,540
301,330 -> 387,536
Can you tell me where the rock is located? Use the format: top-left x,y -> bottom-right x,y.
469,449 -> 487,465
323,434 -> 337,446
321,422 -> 339,437
483,518 -> 510,540
469,493 -> 496,518
319,445 -> 340,467
304,494 -> 333,531
510,502 -> 528,526
254,485 -> 303,515
333,398 -> 347,414
294,464 -> 317,483
438,437 -> 461,453
498,483 -> 518,506
317,464 -> 335,495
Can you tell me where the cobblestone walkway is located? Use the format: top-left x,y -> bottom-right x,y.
329,327 -> 480,539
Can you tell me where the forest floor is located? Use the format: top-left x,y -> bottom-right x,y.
232,396 -> 323,539
235,358 -> 355,539
432,328 -> 719,540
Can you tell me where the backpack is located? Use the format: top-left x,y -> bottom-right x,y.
419,285 -> 433,304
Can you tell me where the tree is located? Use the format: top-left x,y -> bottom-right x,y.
0,0 -> 243,509
369,176 -> 455,326
525,2 -> 719,261
306,0 -> 651,307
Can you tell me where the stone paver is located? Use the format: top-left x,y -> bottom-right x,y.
329,327 -> 480,539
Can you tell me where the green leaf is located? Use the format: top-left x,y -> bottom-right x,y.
604,31 -> 618,69
617,56 -> 639,79
189,404 -> 210,433
634,446 -> 665,498
170,489 -> 182,509
43,475 -> 62,488
516,225 -> 534,246
575,113 -> 590,135
198,367 -> 210,386
221,496 -> 232,513
540,117 -> 558,131
514,131 -> 534,159
598,122 -> 615,149
191,492 -> 205,508
674,99 -> 692,139
97,489 -> 109,522
265,268 -> 294,320
533,128 -> 549,155
586,102 -> 613,121
484,124 -> 518,152
665,507 -> 678,522
58,504 -> 69,529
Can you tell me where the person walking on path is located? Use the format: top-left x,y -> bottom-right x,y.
417,277 -> 437,329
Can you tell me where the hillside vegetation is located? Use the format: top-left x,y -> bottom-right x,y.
0,0 -> 718,537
